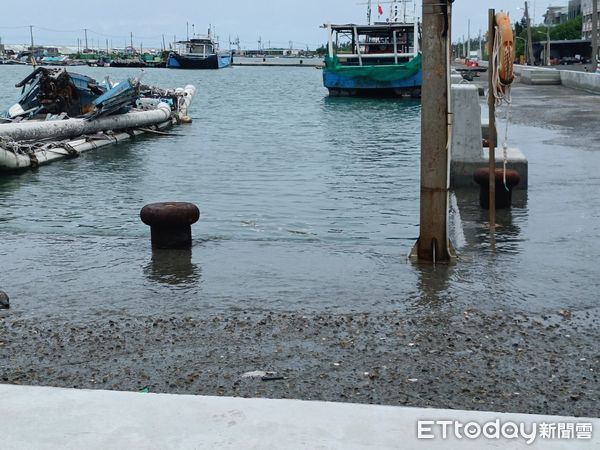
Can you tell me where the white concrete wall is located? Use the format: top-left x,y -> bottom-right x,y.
560,70 -> 600,94
0,384 -> 597,449
520,68 -> 562,85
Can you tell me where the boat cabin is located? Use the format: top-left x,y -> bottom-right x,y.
175,38 -> 216,57
324,22 -> 420,66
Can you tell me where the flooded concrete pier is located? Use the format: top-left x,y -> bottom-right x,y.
1,62 -> 599,424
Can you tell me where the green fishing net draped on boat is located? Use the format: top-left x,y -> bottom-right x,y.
323,53 -> 421,82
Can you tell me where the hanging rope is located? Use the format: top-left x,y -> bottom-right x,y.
490,12 -> 515,191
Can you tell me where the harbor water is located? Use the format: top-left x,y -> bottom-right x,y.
0,65 -> 599,323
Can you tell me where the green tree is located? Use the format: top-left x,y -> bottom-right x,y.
514,15 -> 582,61
549,15 -> 582,40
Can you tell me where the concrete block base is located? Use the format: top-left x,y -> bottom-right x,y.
520,68 -> 561,85
451,148 -> 528,190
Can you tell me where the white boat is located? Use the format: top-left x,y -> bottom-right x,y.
0,67 -> 196,171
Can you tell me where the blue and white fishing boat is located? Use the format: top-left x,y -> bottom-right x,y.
322,0 -> 421,97
167,29 -> 232,70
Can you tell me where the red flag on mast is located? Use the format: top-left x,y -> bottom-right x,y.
377,4 -> 384,15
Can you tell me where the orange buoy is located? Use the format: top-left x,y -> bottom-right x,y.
495,12 -> 515,86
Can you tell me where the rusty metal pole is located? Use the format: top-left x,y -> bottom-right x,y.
488,10 -> 497,235
411,0 -> 455,264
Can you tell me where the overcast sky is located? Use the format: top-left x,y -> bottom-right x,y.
0,1 -> 554,50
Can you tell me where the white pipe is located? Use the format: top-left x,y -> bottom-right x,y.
327,24 -> 333,58
329,53 -> 415,59
0,120 -> 173,171
414,20 -> 419,54
353,27 -> 362,67
0,103 -> 172,142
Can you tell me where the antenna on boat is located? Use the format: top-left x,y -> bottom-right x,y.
356,1 -> 372,25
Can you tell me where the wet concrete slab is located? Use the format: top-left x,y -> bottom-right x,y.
0,384 -> 597,449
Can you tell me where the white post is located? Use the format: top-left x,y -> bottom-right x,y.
393,30 -> 398,63
354,26 -> 362,66
414,19 -> 419,53
467,19 -> 471,58
327,24 -> 333,58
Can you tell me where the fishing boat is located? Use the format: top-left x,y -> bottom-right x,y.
0,67 -> 195,171
322,0 -> 421,97
167,30 -> 232,69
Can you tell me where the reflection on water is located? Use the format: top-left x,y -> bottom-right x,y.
414,264 -> 453,306
144,248 -> 201,287
452,187 -> 527,255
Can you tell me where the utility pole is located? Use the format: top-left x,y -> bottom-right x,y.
546,25 -> 551,65
488,9 -> 497,233
411,0 -> 455,264
593,0 -> 598,71
84,28 -> 88,52
524,1 -> 535,65
130,32 -> 133,51
29,25 -> 34,50
467,19 -> 471,58
162,34 -> 166,52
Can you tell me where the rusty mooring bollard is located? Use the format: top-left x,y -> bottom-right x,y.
0,290 -> 9,309
140,202 -> 200,249
473,168 -> 520,209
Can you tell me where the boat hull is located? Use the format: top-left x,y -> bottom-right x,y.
323,70 -> 422,97
167,52 -> 232,69
323,56 -> 422,98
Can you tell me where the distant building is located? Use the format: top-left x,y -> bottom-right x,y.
543,6 -> 570,25
0,36 -> 5,55
569,0 -> 582,19
235,48 -> 305,57
582,0 -> 600,39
